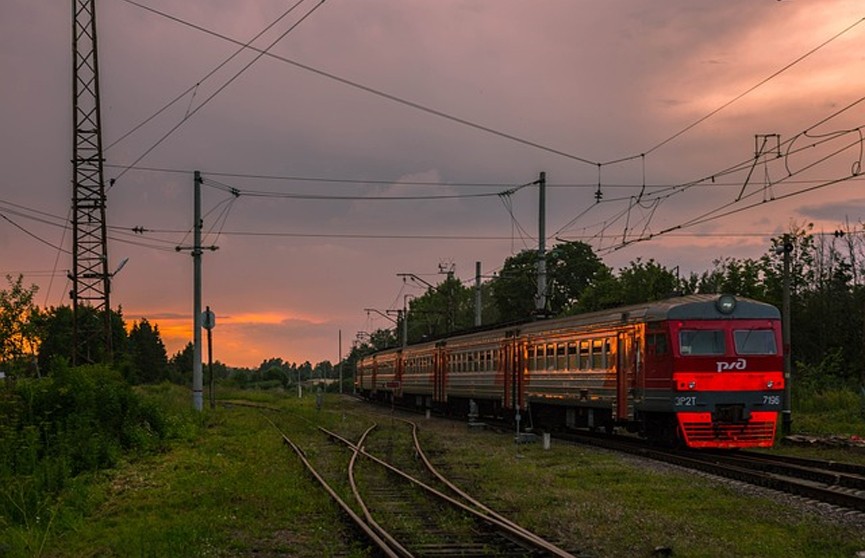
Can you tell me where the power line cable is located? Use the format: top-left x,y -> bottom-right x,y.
105,0 -> 310,154
102,162 -> 865,190
638,15 -> 865,159
0,213 -> 70,254
118,0 -> 598,167
111,0 -> 329,186
202,175 -> 523,201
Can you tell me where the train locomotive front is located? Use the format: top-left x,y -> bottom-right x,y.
642,294 -> 784,448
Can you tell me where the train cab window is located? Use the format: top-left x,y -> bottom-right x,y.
734,330 -> 777,355
679,330 -> 725,355
647,333 -> 669,355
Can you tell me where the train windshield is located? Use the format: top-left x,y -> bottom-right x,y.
679,330 -> 725,355
734,329 -> 777,355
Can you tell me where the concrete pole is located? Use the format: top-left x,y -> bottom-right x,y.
192,171 -> 203,411
781,234 -> 792,435
207,306 -> 214,410
475,261 -> 482,327
535,171 -> 547,315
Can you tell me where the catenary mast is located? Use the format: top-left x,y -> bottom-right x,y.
71,0 -> 112,364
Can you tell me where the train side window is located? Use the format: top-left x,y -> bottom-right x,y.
545,343 -> 555,370
579,340 -> 590,369
567,342 -> 577,370
734,330 -> 777,355
527,346 -> 537,371
680,330 -> 725,355
556,343 -> 566,370
592,339 -> 604,369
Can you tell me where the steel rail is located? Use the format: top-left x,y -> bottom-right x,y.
347,424 -> 415,558
560,430 -> 865,513
258,413 -> 401,558
321,425 -> 578,558
398,415 -> 576,556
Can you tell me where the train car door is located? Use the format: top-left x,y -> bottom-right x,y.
502,331 -> 523,412
394,349 -> 404,398
615,329 -> 637,421
433,342 -> 447,404
644,324 -> 672,390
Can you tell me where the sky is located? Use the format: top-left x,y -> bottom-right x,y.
2,1 -> 865,368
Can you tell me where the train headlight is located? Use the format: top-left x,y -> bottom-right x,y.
716,294 -> 737,314
767,380 -> 774,389
688,381 -> 696,390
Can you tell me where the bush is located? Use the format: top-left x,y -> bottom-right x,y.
0,364 -> 171,533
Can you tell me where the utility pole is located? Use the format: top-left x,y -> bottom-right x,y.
403,294 -> 414,347
71,0 -> 112,365
338,329 -> 343,394
475,261 -> 482,327
535,171 -> 547,316
176,171 -> 218,410
203,306 -> 216,409
193,172 -> 203,410
777,235 -> 793,435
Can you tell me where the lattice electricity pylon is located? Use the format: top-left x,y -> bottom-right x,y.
71,0 -> 112,365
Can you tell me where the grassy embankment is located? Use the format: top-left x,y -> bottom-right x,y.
4,385 -> 865,557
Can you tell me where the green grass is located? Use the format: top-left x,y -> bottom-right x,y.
793,388 -> 865,437
1,387 -> 370,558
426,424 -> 865,557
6,387 -> 865,557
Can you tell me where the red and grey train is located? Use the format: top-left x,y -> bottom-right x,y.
356,294 -> 784,449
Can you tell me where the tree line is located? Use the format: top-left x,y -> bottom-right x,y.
0,282 -> 337,389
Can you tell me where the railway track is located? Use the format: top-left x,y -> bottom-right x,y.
559,430 -> 865,514
260,407 -> 583,557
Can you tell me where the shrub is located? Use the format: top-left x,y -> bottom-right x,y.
0,364 -> 171,532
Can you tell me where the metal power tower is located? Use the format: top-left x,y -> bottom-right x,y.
71,0 -> 112,364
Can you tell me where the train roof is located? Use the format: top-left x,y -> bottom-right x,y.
514,294 -> 779,337
584,293 -> 780,324
360,294 -> 779,358
639,294 -> 780,321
